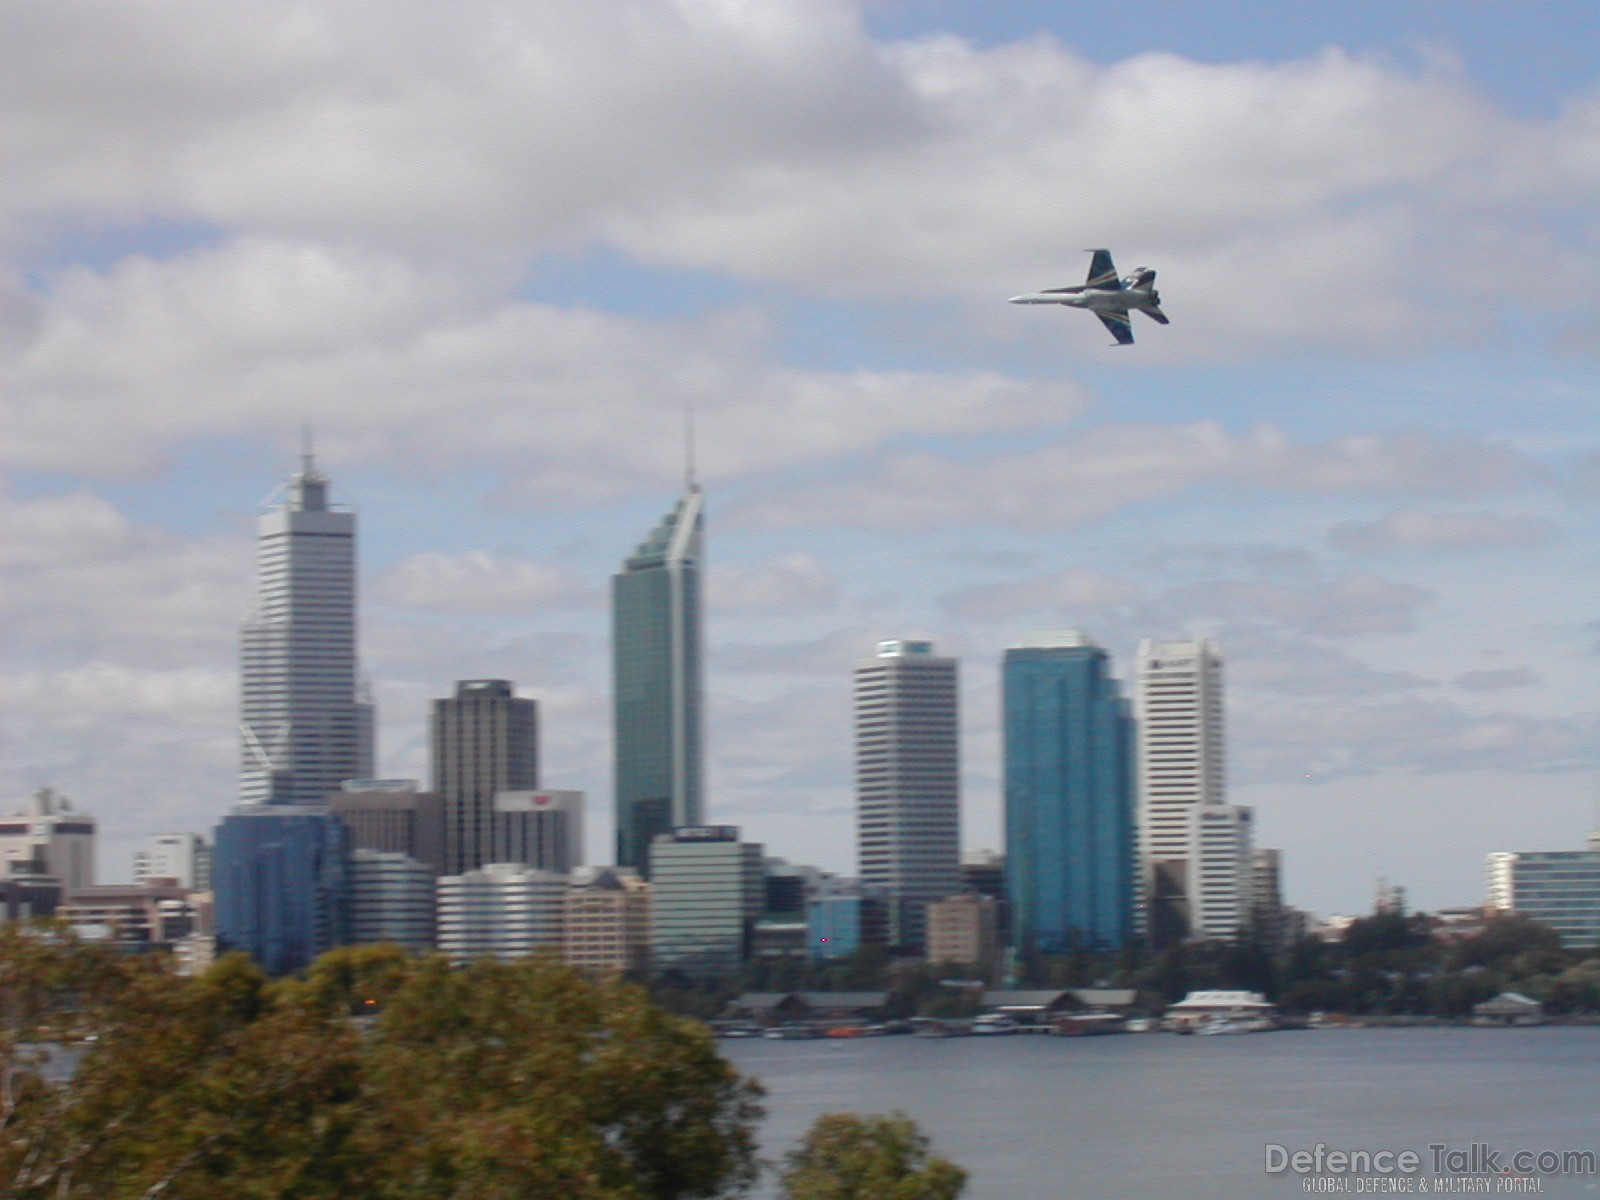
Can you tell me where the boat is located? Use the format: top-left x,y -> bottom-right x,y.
972,1014 -> 1019,1036
762,1024 -> 819,1040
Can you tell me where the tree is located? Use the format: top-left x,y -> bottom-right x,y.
1,930 -> 763,1199
781,1112 -> 967,1200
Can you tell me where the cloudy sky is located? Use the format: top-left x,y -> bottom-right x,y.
5,0 -> 1600,915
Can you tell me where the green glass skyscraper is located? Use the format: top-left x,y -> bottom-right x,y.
612,484 -> 704,872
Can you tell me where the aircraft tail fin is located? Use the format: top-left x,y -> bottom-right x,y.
1142,304 -> 1170,325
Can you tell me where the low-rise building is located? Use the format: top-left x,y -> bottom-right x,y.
563,867 -> 650,974
925,892 -> 999,967
348,849 -> 435,952
1471,992 -> 1546,1026
436,862 -> 565,962
650,827 -> 764,977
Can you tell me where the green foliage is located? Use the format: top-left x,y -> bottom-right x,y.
781,1112 -> 967,1200
0,931 -> 763,1200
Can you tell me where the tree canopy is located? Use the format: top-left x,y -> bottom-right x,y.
1,930 -> 763,1199
780,1112 -> 967,1200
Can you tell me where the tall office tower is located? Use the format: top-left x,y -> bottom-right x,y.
1135,637 -> 1225,948
1190,805 -> 1256,939
212,805 -> 349,975
239,451 -> 372,805
1003,632 -> 1136,957
330,780 -> 446,875
432,680 -> 538,875
347,849 -> 435,952
435,863 -> 566,962
612,484 -> 704,872
649,826 -> 764,976
0,788 -> 96,891
854,640 -> 961,952
133,833 -> 211,890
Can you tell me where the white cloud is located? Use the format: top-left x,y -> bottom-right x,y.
1454,667 -> 1541,692
943,567 -> 1139,621
709,551 -> 838,611
1328,508 -> 1558,554
734,423 -> 1537,531
0,489 -> 249,665
373,551 -> 590,615
1,1 -> 1595,356
2,238 -> 1085,482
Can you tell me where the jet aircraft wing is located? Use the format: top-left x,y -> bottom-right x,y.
1097,311 -> 1135,346
1085,248 -> 1121,290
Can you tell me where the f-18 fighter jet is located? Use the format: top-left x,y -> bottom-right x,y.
1008,249 -> 1169,345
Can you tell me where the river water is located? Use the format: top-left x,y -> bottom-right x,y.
723,1028 -> 1600,1199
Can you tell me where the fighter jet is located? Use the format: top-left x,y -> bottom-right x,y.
1009,249 -> 1169,346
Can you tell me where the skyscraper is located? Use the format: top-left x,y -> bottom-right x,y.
432,680 -> 538,876
1003,632 -> 1135,956
212,804 -> 349,975
239,451 -> 372,805
1136,637 -> 1225,947
855,640 -> 960,951
612,484 -> 704,871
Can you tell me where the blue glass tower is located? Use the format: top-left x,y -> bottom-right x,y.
213,805 -> 349,974
1003,632 -> 1134,955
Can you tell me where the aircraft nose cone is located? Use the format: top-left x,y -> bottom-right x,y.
1007,296 -> 1028,304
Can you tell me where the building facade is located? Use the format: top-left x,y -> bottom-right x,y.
494,790 -> 585,874
347,849 -> 436,951
1487,833 -> 1600,947
432,680 -> 538,875
855,640 -> 961,951
330,780 -> 446,875
212,805 -> 349,974
563,867 -> 651,974
1003,633 -> 1135,955
435,863 -> 566,962
612,485 -> 705,872
926,892 -> 1000,967
239,452 -> 372,805
133,832 -> 211,891
0,788 -> 96,892
649,827 -> 763,976
1136,638 -> 1226,947
1190,805 -> 1256,939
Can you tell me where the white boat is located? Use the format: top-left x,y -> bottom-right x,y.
972,1014 -> 1018,1036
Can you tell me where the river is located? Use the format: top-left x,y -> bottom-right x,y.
723,1027 -> 1600,1199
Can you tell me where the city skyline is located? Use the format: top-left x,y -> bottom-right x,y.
6,3 -> 1600,914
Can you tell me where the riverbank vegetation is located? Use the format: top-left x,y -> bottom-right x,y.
726,911 -> 1600,1020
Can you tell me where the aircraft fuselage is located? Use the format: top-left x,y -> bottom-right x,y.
1008,286 -> 1157,312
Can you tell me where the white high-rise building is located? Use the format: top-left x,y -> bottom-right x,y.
239,450 -> 373,805
854,640 -> 960,951
435,863 -> 566,962
1190,805 -> 1256,939
133,833 -> 211,890
1136,638 -> 1226,946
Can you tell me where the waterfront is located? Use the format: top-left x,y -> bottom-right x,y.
724,1027 -> 1600,1199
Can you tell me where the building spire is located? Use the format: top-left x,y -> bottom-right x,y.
684,405 -> 697,492
301,424 -> 316,477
